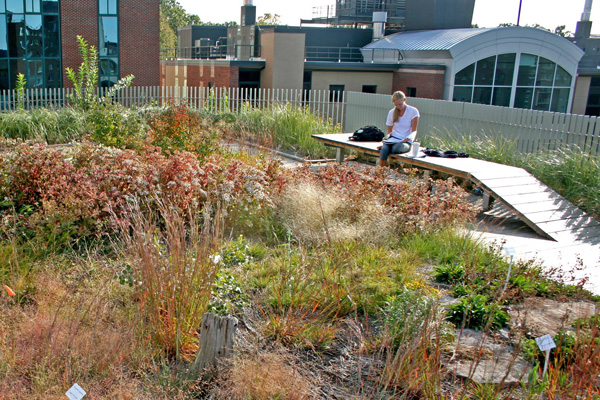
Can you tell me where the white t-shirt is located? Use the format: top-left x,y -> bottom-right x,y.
385,104 -> 420,143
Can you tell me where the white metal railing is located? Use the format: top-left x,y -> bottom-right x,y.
344,92 -> 600,154
0,86 -> 346,126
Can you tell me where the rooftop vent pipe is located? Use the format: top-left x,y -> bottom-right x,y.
244,0 -> 253,5
372,11 -> 387,41
575,0 -> 593,39
582,0 -> 593,20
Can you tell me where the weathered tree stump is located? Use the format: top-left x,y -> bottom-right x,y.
195,312 -> 238,375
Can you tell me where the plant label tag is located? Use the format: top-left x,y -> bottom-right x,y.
535,334 -> 556,352
65,383 -> 86,400
504,247 -> 517,256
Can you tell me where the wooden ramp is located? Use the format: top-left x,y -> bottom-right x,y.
312,133 -> 600,243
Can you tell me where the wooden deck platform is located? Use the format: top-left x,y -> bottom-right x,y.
313,133 -> 600,243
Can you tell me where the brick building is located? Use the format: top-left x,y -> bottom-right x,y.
0,0 -> 159,90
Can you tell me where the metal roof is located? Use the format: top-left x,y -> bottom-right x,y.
363,28 -> 493,51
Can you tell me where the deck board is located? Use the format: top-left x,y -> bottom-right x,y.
313,133 -> 600,243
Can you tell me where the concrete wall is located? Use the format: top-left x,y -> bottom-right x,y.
260,31 -> 305,90
572,76 -> 591,115
310,71 -> 393,93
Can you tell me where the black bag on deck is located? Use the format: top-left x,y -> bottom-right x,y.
349,125 -> 385,142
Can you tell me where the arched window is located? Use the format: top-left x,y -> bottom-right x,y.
453,53 -> 572,113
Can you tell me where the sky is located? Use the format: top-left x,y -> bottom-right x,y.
177,0 -> 600,35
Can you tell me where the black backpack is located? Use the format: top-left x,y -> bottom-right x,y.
349,125 -> 385,142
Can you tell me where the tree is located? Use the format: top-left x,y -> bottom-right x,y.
554,25 -> 573,38
160,0 -> 202,50
257,13 -> 281,25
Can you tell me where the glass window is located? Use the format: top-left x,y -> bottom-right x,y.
532,88 -> 551,111
0,18 -> 7,57
27,59 -> 42,87
514,87 -> 533,109
41,0 -> 58,14
99,16 -> 118,56
554,66 -> 571,87
100,58 -> 118,75
100,0 -> 118,15
44,58 -> 60,87
453,86 -> 472,102
475,56 -> 496,85
536,57 -> 556,87
100,75 -> 117,88
0,59 -> 8,90
43,15 -> 59,57
26,15 -> 42,57
9,58 -> 25,88
7,14 -> 26,58
473,86 -> 492,104
551,88 -> 569,112
26,0 -> 41,13
0,1 -> 5,12
492,87 -> 512,107
6,0 -> 24,13
494,53 -> 515,86
454,64 -> 474,86
517,54 -> 538,86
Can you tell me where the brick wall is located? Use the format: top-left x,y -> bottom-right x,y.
163,61 -> 237,87
61,0 -> 98,88
61,0 -> 160,88
120,0 -> 160,86
392,69 -> 445,99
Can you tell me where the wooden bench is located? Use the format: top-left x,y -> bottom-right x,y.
312,133 -> 600,243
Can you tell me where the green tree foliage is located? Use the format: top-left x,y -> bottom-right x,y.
160,0 -> 201,50
257,13 -> 281,25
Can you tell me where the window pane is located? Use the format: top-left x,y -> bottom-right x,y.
6,0 -> 24,13
99,16 -> 118,56
0,0 -> 5,12
551,88 -> 569,112
26,15 -> 42,57
514,87 -> 533,109
41,0 -> 58,14
109,0 -> 117,15
492,87 -> 511,107
517,54 -> 538,86
9,58 -> 25,88
7,14 -> 25,58
554,66 -> 571,87
494,53 -> 515,86
43,15 -> 59,57
475,56 -> 495,85
0,59 -> 8,90
44,58 -> 60,87
100,58 -> 118,75
536,57 -> 556,87
0,18 -> 7,57
453,86 -> 472,102
27,59 -> 43,88
473,86 -> 492,104
99,0 -> 107,14
100,75 -> 117,88
26,0 -> 40,13
532,88 -> 551,111
455,63 -> 474,85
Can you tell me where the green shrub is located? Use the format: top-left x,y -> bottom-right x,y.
86,103 -> 147,149
448,294 -> 509,330
434,264 -> 465,284
0,107 -> 87,143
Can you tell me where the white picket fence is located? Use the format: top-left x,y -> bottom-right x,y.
0,86 -> 346,126
345,91 -> 600,154
2,86 -> 600,154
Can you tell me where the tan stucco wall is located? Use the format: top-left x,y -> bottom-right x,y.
260,31 -> 305,90
310,71 -> 393,93
572,75 -> 591,115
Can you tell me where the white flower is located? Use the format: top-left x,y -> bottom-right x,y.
210,254 -> 222,265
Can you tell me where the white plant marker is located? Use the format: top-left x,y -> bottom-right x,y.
502,247 -> 516,294
65,383 -> 86,400
535,334 -> 557,378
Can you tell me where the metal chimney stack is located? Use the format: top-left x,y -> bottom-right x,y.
582,0 -> 593,20
372,11 -> 387,41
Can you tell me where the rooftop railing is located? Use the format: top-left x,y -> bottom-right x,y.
304,46 -> 364,62
161,45 -> 261,61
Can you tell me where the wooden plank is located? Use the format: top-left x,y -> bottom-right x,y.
537,215 -> 600,234
485,182 -> 552,196
509,200 -> 574,214
500,190 -> 566,205
523,208 -> 588,224
480,176 -> 542,189
551,226 -> 600,244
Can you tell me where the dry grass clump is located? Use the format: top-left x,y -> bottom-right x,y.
276,181 -> 395,245
214,348 -> 319,400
